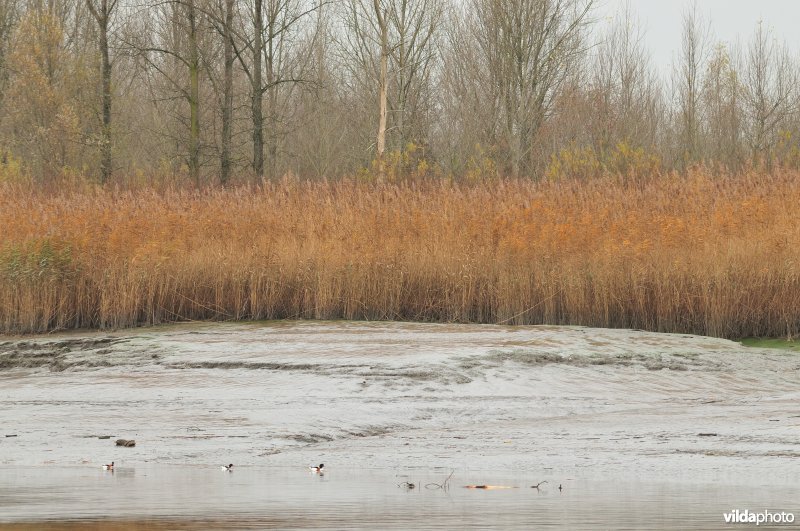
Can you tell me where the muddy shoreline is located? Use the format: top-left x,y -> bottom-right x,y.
2,322 -> 799,526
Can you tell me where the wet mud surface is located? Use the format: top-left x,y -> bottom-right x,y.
1,322 -> 798,527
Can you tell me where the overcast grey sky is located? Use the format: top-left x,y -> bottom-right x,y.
597,0 -> 800,73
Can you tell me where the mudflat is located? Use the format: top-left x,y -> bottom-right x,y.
1,322 -> 798,528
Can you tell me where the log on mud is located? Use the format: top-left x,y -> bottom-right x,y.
115,439 -> 136,447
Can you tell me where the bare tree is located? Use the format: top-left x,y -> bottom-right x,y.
342,0 -> 441,177
340,0 -> 387,169
126,0 -> 207,184
436,7 -> 496,175
186,0 -> 200,184
86,0 -> 117,183
591,3 -> 661,155
0,0 -> 20,163
673,2 -> 710,166
230,0 -> 320,181
703,42 -> 743,169
387,0 -> 440,157
220,0 -> 234,184
0,0 -> 19,91
250,0 -> 265,178
373,0 -> 387,175
742,21 -> 797,167
289,2 -> 352,178
452,0 -> 594,177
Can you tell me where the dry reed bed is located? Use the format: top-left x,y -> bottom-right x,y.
1,170 -> 799,338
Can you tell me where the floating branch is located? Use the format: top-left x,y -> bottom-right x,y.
425,470 -> 454,490
464,485 -> 518,489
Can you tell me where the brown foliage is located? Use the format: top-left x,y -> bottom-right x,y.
1,169 -> 799,338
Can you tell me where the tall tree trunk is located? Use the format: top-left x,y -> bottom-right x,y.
266,6 -> 277,180
374,0 -> 388,179
267,84 -> 277,180
220,0 -> 234,185
187,0 -> 200,185
396,6 -> 405,169
87,0 -> 114,183
98,5 -> 112,183
252,0 -> 264,181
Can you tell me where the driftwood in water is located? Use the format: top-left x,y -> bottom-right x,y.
465,480 -> 547,490
425,470 -> 454,490
115,439 -> 135,447
464,485 -> 517,489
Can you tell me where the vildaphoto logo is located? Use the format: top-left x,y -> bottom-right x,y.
723,509 -> 795,526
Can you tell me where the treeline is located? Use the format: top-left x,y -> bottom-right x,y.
0,0 -> 799,184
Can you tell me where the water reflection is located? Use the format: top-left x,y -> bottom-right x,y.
1,467 -> 798,529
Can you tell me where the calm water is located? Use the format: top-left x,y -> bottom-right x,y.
1,321 -> 798,528
2,466 -> 798,529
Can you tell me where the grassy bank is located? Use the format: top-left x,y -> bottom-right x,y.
1,170 -> 800,338
740,338 -> 800,351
